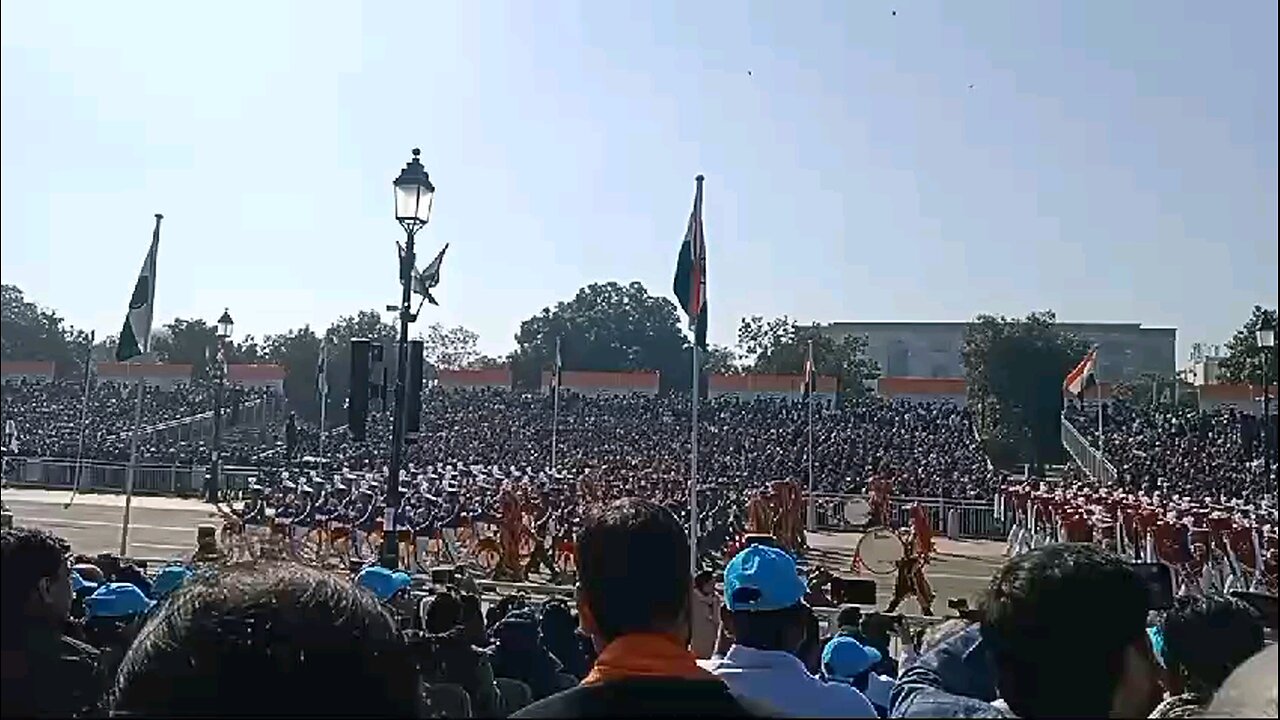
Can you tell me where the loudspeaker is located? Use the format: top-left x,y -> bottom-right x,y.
407,339 -> 425,438
349,339 -> 371,441
369,342 -> 387,412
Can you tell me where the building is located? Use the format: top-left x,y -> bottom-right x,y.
436,368 -> 512,390
541,370 -> 660,396
227,364 -> 286,393
708,373 -> 838,403
94,362 -> 193,390
1178,342 -> 1228,386
823,321 -> 1176,383
0,360 -> 57,384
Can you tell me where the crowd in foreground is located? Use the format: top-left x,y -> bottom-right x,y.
3,498 -> 1276,718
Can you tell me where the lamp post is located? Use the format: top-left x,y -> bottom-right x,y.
208,308 -> 233,504
383,148 -> 435,569
1257,318 -> 1276,480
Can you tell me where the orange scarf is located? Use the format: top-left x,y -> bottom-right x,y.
581,633 -> 720,686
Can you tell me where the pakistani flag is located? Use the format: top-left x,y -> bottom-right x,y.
672,175 -> 707,348
317,337 -> 329,401
398,241 -> 449,306
115,215 -> 163,362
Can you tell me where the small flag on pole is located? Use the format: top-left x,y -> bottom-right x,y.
802,341 -> 816,398
551,336 -> 563,391
1064,348 -> 1098,399
672,176 -> 708,348
115,215 -> 162,362
317,337 -> 329,400
399,242 -> 449,306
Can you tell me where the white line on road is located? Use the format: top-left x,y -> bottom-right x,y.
19,516 -> 197,534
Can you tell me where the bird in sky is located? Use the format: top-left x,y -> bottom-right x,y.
747,70 -> 753,77
891,10 -> 897,16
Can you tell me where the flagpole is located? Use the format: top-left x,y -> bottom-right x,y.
690,341 -> 700,577
65,332 -> 96,509
551,337 -> 561,471
318,340 -> 328,466
119,371 -> 144,555
1097,348 -> 1105,480
806,339 -> 816,531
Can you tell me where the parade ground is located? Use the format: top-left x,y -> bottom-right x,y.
4,487 -> 1006,612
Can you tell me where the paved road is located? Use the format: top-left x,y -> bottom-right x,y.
4,488 -> 1006,612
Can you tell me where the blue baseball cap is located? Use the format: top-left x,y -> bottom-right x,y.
85,582 -> 156,619
822,635 -> 883,680
70,570 -> 98,593
151,565 -> 194,599
1147,626 -> 1166,668
723,545 -> 807,612
356,566 -> 411,601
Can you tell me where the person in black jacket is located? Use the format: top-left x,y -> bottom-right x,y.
514,497 -> 771,718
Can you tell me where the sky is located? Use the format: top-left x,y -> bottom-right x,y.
2,1 -> 1276,363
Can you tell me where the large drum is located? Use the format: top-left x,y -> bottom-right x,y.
844,498 -> 872,526
853,526 -> 905,576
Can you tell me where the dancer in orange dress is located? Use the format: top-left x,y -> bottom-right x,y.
867,470 -> 893,529
908,503 -> 935,562
495,484 -> 525,581
746,489 -> 774,536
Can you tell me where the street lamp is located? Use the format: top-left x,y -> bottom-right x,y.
1258,317 -> 1276,480
207,308 -> 234,504
382,149 -> 435,569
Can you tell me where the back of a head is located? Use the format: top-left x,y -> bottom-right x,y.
1204,644 -> 1278,718
980,543 -> 1149,718
1160,594 -> 1264,696
110,561 -> 421,717
576,497 -> 690,643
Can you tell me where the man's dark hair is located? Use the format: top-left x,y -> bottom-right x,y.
1,527 -> 70,628
1159,593 -> 1264,695
110,561 -> 422,717
836,604 -> 863,628
730,603 -> 808,652
575,497 -> 690,643
980,543 -> 1148,718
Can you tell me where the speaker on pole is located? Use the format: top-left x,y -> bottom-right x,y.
349,339 -> 371,441
407,339 -> 425,441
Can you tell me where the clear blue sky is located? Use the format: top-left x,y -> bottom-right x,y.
2,1 -> 1275,363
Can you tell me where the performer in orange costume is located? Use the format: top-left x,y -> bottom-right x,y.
908,503 -> 935,562
867,471 -> 893,528
495,484 -> 526,582
746,489 -> 774,536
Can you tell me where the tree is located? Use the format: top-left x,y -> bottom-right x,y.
702,345 -> 743,375
0,284 -> 88,368
962,311 -> 1090,471
263,326 -> 324,421
151,318 -> 218,373
735,315 -> 880,396
512,281 -> 690,390
418,323 -> 480,370
1218,305 -> 1278,385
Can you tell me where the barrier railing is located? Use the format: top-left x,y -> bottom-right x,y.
1060,414 -> 1118,485
3,457 -> 260,496
810,492 -> 1006,540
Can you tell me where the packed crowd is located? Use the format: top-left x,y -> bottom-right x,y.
1064,401 -> 1277,506
4,379 -> 1001,500
4,499 -> 1276,718
1,378 -> 281,466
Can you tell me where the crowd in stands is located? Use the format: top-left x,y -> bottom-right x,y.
3,499 -> 1276,718
5,380 -> 1000,500
1065,401 -> 1276,507
1,378 -> 280,466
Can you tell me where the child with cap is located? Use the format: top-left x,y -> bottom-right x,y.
150,564 -> 194,600
699,545 -> 878,718
821,635 -> 894,716
356,565 -> 412,603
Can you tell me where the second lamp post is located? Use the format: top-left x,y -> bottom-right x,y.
207,308 -> 234,504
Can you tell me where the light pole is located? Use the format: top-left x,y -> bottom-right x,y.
208,309 -> 233,504
383,148 -> 435,570
1257,318 -> 1276,480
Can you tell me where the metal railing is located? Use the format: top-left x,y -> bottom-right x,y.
810,492 -> 1007,540
1060,414 -> 1118,485
3,457 -> 261,497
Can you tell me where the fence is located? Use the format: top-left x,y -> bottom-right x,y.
3,457 -> 260,497
810,492 -> 1007,540
1060,414 -> 1117,485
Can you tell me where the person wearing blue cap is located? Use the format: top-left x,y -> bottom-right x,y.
700,544 -> 878,717
150,564 -> 194,599
821,635 -> 894,716
355,564 -> 412,603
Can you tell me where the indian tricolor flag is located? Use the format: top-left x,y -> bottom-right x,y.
115,215 -> 162,362
1064,347 -> 1098,399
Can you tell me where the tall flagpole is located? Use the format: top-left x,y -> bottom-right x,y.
551,337 -> 561,471
64,331 -> 96,509
806,339 -> 815,531
318,339 -> 328,465
119,371 -> 145,555
690,342 -> 700,577
1097,348 -> 1105,482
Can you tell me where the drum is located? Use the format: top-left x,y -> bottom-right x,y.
853,526 -> 905,576
845,498 -> 872,526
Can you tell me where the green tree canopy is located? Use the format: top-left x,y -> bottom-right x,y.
1,284 -> 90,367
1217,305 -> 1278,385
736,315 -> 879,396
962,310 -> 1089,471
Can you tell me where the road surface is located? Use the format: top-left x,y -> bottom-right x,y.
4,488 -> 1006,611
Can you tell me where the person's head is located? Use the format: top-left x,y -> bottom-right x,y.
422,591 -> 462,634
722,545 -> 809,654
1,527 -> 73,631
1157,594 -> 1264,697
980,543 -> 1161,718
821,634 -> 883,687
693,569 -> 716,596
110,561 -> 422,717
835,604 -> 863,633
574,497 -> 692,649
1203,644 -> 1277,718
